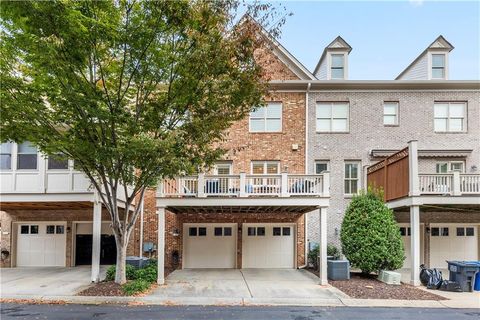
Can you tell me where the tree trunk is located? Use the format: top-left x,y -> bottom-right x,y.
114,239 -> 128,284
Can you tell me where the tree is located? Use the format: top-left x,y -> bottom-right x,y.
0,0 -> 286,283
340,189 -> 405,274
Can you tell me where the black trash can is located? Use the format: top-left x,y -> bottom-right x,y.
447,261 -> 480,292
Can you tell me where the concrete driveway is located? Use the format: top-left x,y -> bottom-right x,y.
149,269 -> 347,304
1,266 -> 107,297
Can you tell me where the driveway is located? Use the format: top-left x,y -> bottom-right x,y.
149,269 -> 347,303
1,266 -> 107,297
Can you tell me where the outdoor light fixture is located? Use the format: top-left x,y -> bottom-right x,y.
172,229 -> 180,237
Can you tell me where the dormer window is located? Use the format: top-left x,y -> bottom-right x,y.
431,54 -> 446,79
330,54 -> 345,79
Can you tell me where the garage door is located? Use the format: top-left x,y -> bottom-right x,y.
398,223 -> 424,269
430,224 -> 478,269
17,222 -> 66,267
242,223 -> 295,268
183,223 -> 236,268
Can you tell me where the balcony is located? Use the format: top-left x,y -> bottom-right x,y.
419,173 -> 480,195
158,173 -> 329,198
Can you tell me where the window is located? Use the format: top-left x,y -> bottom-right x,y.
441,227 -> 449,236
215,163 -> 231,175
214,227 -> 222,236
344,162 -> 360,195
315,161 -> 329,174
249,102 -> 282,132
399,227 -> 411,236
330,54 -> 345,79
257,227 -> 265,236
56,225 -> 65,234
46,225 -> 55,234
316,102 -> 349,132
282,227 -> 291,236
30,225 -> 39,234
436,163 -> 448,173
248,227 -> 256,236
432,227 -> 449,236
48,154 -> 69,170
434,102 -> 466,132
273,227 -> 281,236
450,162 -> 464,172
20,225 -> 29,234
436,161 -> 465,173
466,227 -> 474,236
431,54 -> 445,79
383,102 -> 399,125
189,227 -> 197,236
198,227 -> 207,236
1,142 -> 12,170
223,227 -> 232,236
17,142 -> 37,170
251,161 -> 279,175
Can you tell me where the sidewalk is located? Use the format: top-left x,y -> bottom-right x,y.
1,291 -> 479,308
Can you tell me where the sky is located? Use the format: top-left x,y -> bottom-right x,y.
266,0 -> 480,80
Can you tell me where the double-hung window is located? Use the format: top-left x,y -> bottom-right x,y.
0,142 -> 13,170
314,161 -> 329,174
249,102 -> 282,132
17,142 -> 37,170
383,102 -> 399,126
344,162 -> 360,195
330,54 -> 345,79
316,102 -> 349,132
48,154 -> 69,170
434,102 -> 466,132
431,54 -> 445,79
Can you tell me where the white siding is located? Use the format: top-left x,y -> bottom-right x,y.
315,58 -> 328,80
398,53 -> 428,80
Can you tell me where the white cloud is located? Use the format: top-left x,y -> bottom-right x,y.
409,0 -> 424,7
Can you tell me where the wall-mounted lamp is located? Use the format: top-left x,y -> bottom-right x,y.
335,228 -> 339,237
471,165 -> 478,172
426,227 -> 431,234
172,229 -> 180,237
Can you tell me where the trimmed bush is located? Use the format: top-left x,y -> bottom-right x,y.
327,243 -> 340,259
105,264 -> 137,281
105,260 -> 157,295
308,243 -> 341,269
340,189 -> 405,274
122,279 -> 150,295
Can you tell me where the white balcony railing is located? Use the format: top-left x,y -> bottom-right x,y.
159,173 -> 329,198
419,173 -> 480,196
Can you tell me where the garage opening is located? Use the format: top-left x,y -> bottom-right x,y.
242,223 -> 295,268
183,223 -> 237,268
74,222 -> 117,266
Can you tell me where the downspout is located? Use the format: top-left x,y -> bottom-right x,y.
301,82 -> 312,269
138,197 -> 145,258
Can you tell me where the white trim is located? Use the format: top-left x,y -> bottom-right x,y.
433,101 -> 467,133
314,160 -> 330,174
327,52 -> 348,80
344,161 -> 361,196
250,160 -> 280,175
249,102 -> 283,133
157,197 -> 330,208
315,102 -> 350,133
387,195 -> 480,209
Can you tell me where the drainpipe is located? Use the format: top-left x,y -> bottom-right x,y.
301,82 -> 312,269
138,197 -> 145,258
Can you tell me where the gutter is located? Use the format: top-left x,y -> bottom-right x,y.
139,197 -> 145,258
301,82 -> 312,269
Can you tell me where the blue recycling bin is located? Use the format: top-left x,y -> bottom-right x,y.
447,261 -> 480,292
474,264 -> 480,291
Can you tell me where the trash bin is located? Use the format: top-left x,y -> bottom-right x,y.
447,261 -> 480,292
474,272 -> 480,292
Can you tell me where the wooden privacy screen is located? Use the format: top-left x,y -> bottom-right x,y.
367,148 -> 409,201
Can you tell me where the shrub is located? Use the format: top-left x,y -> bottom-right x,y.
340,188 -> 405,274
308,243 -> 341,269
135,262 -> 157,283
327,243 -> 340,259
104,264 -> 140,281
122,279 -> 150,295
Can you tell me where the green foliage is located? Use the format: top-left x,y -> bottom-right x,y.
135,262 -> 157,283
340,189 -> 405,274
327,243 -> 340,259
105,264 -> 138,281
122,279 -> 150,296
0,0 -> 286,283
105,265 -> 116,281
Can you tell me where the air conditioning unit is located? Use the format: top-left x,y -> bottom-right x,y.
378,270 -> 401,285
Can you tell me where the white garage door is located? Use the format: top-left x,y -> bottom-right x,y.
398,223 -> 424,269
430,224 -> 478,269
183,223 -> 236,268
17,222 -> 66,267
242,223 -> 295,268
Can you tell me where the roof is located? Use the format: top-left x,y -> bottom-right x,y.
395,35 -> 455,80
313,36 -> 353,75
239,15 -> 316,80
370,149 -> 473,159
267,79 -> 480,91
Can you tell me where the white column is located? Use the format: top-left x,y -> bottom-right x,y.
408,140 -> 420,196
239,172 -> 247,197
157,207 -> 166,285
319,208 -> 328,285
197,173 -> 206,198
91,191 -> 102,282
322,171 -> 330,197
410,205 -> 421,286
452,171 -> 461,196
281,172 -> 289,197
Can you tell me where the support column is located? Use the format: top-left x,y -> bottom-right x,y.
408,140 -> 420,196
91,191 -> 102,282
157,207 -> 166,285
410,205 -> 421,286
319,208 -> 328,285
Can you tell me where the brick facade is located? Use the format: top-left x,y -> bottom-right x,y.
306,90 -> 480,250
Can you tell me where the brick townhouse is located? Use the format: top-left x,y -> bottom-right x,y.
1,20 -> 479,287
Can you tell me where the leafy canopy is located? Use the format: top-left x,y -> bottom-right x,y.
340,188 -> 405,274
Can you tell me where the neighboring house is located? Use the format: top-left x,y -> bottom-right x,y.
0,142 -> 132,282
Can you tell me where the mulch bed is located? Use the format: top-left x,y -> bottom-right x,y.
309,269 -> 447,300
77,282 -> 127,296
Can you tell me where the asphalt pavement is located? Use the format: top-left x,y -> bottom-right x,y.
1,304 -> 479,320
